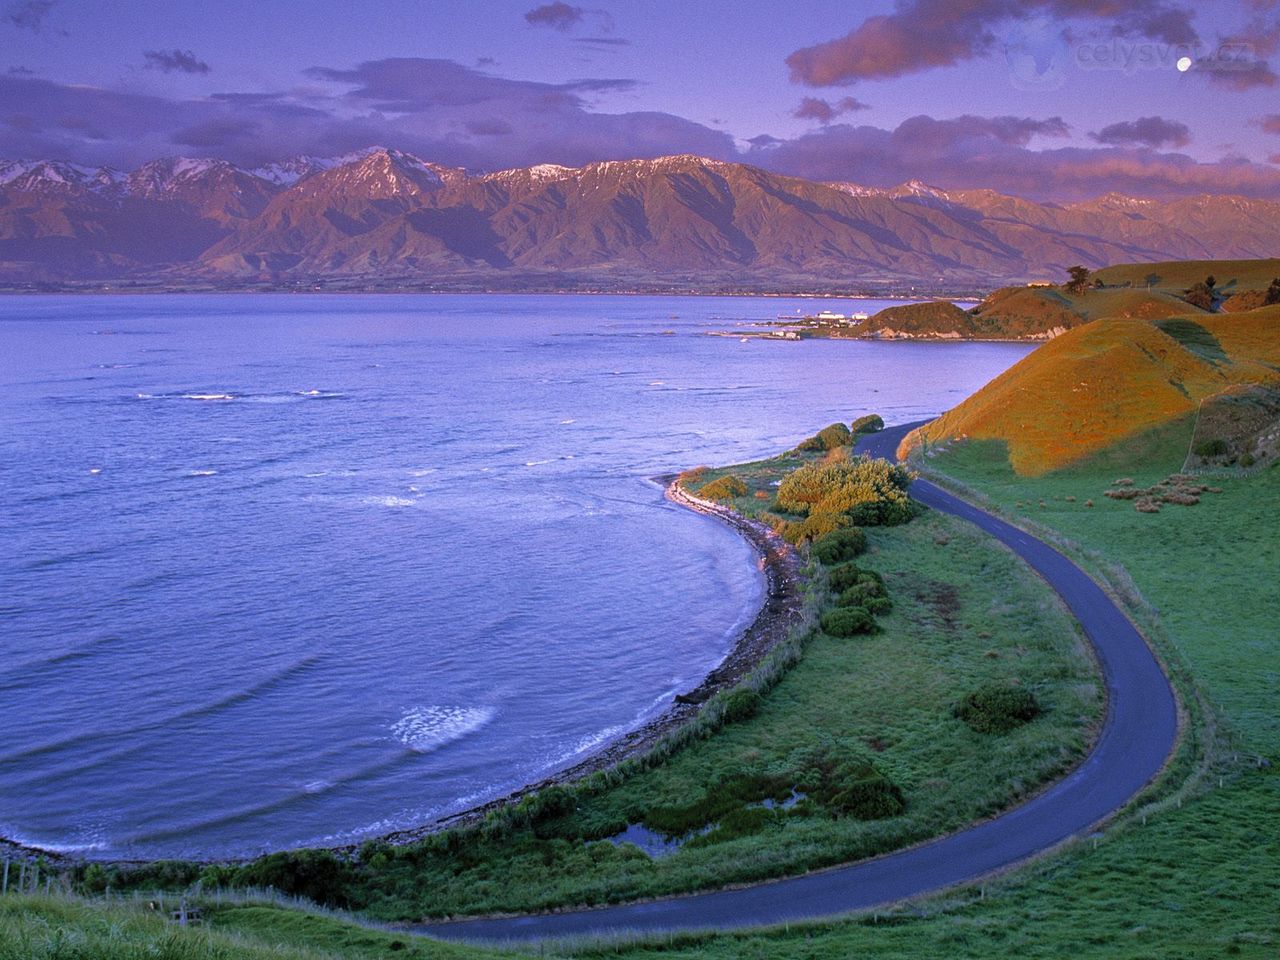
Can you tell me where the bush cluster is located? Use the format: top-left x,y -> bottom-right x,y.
823,763 -> 906,819
819,562 -> 891,635
796,422 -> 853,451
776,454 -> 914,526
811,527 -> 867,565
820,606 -> 878,636
954,683 -> 1040,734
720,688 -> 764,723
850,414 -> 885,436
1193,437 -> 1229,458
698,474 -> 747,501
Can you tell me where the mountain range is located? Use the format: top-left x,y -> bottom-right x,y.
2,147 -> 1279,291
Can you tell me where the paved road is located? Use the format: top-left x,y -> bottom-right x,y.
421,422 -> 1179,944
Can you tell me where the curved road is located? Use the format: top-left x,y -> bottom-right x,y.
422,422 -> 1179,944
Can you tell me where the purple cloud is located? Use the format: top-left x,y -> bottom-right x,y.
4,0 -> 54,33
0,60 -> 734,172
787,0 -> 1199,85
143,49 -> 211,75
524,2 -> 583,31
793,96 -> 870,124
756,113 -> 1280,200
1203,0 -> 1280,89
1091,116 -> 1190,148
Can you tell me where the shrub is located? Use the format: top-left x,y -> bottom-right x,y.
698,474 -> 747,501
848,497 -> 918,527
835,579 -> 887,608
825,764 -> 906,819
811,527 -> 867,564
862,595 -> 893,615
721,688 -> 764,724
233,850 -> 353,907
779,511 -> 848,544
817,422 -> 853,448
828,563 -> 884,593
1193,438 -> 1229,458
796,422 -> 854,451
954,684 -> 1040,734
820,606 -> 879,637
775,455 -> 913,519
850,414 -> 885,436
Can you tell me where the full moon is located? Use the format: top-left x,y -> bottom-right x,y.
1176,56 -> 1193,72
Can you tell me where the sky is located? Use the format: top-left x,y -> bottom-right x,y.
3,0 -> 1280,200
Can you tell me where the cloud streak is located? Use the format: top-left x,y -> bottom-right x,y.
787,0 -> 1200,85
4,0 -> 54,33
1091,116 -> 1191,148
143,49 -> 211,75
524,2 -> 584,31
793,96 -> 869,124
758,113 -> 1280,200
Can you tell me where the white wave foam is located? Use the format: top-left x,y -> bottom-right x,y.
186,470 -> 218,477
184,393 -> 235,401
89,467 -> 102,475
410,468 -> 438,477
4,830 -> 108,854
392,705 -> 496,753
559,418 -> 576,424
363,495 -> 416,508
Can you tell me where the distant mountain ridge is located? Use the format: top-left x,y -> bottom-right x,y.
2,148 -> 1279,289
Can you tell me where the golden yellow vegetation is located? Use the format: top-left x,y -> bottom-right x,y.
903,306 -> 1280,475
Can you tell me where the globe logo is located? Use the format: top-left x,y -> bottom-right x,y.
1004,18 -> 1068,91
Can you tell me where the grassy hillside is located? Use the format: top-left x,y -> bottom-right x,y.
903,307 -> 1280,475
1093,257 -> 1280,294
856,257 -> 1276,341
0,893 -> 514,959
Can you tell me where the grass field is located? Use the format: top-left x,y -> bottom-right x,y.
0,894 -> 509,959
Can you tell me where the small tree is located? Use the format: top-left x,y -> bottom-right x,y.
1184,281 -> 1214,311
1065,265 -> 1090,294
1266,277 -> 1280,305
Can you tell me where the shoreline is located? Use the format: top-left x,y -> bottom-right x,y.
368,476 -> 805,847
0,476 -> 806,866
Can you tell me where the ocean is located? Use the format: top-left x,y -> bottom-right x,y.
0,293 -> 1031,859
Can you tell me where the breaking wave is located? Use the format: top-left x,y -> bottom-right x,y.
392,705 -> 496,754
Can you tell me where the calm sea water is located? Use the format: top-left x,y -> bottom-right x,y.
0,294 -> 1031,859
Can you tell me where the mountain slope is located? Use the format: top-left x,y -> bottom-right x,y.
3,149 -> 1280,288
